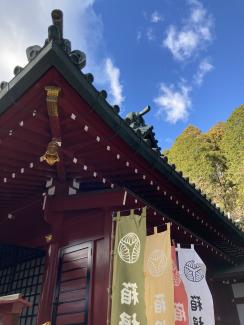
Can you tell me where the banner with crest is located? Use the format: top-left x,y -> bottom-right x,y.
144,224 -> 174,325
110,208 -> 147,325
171,246 -> 189,324
177,245 -> 215,325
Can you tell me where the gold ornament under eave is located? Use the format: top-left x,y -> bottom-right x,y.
41,139 -> 60,166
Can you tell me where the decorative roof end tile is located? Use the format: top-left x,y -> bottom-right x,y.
45,9 -> 86,70
124,105 -> 161,152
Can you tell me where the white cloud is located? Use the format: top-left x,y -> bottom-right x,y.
146,27 -> 155,41
104,58 -> 124,106
0,0 -> 105,82
0,0 -> 126,109
137,30 -> 142,41
151,11 -> 163,23
164,26 -> 199,61
194,58 -> 214,85
154,83 -> 191,123
163,0 -> 213,61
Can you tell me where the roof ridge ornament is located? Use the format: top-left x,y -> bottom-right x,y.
1,9 -> 88,93
26,46 -> 42,63
45,9 -> 86,69
0,81 -> 8,91
124,105 -> 161,153
8,9 -> 86,81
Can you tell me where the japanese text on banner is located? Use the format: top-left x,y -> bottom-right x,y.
144,224 -> 174,325
111,209 -> 147,325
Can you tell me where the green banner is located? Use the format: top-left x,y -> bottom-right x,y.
110,208 -> 147,325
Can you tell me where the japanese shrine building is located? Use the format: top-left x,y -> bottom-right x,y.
0,9 -> 243,325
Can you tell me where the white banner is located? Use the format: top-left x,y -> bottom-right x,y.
177,244 -> 215,325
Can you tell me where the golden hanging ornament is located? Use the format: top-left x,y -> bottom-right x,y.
41,138 -> 60,166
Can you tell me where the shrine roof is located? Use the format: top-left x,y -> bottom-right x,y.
0,10 -> 243,255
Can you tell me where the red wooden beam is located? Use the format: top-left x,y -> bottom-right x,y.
49,189 -> 125,212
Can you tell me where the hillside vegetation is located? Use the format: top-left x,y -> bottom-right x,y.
164,105 -> 244,226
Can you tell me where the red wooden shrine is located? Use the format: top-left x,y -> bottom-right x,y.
0,9 -> 243,325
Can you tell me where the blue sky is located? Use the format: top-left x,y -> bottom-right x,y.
0,0 -> 243,149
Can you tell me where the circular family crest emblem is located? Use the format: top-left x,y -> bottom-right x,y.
173,261 -> 181,286
147,249 -> 167,277
184,260 -> 205,282
118,232 -> 141,264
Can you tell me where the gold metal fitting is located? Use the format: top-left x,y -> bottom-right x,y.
41,138 -> 60,166
45,86 -> 61,117
41,322 -> 51,325
44,234 -> 53,243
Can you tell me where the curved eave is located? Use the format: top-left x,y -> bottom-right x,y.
0,41 -> 243,244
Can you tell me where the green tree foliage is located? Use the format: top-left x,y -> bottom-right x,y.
164,105 -> 244,227
220,105 -> 244,222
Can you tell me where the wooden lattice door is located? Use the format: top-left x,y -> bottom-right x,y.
53,242 -> 93,325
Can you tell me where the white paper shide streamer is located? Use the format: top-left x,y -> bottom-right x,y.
177,244 -> 215,325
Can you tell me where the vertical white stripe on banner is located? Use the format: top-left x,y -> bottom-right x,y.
177,245 -> 215,325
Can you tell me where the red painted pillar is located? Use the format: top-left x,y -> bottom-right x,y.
36,239 -> 59,325
36,197 -> 63,325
